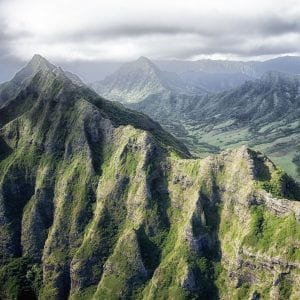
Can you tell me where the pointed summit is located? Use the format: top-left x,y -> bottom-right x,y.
11,54 -> 84,87
125,56 -> 159,72
12,54 -> 57,84
90,56 -> 166,103
27,54 -> 56,71
130,56 -> 159,71
136,56 -> 153,64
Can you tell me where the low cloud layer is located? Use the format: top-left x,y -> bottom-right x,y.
0,0 -> 300,63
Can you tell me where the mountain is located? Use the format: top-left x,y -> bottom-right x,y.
131,71 -> 300,181
0,54 -> 84,108
179,70 -> 254,92
156,58 -> 258,76
90,56 -> 300,108
1,56 -> 300,299
0,54 -> 56,108
90,56 -> 205,103
64,70 -> 85,87
154,56 -> 300,92
255,56 -> 300,75
156,55 -> 300,77
2,55 -> 300,90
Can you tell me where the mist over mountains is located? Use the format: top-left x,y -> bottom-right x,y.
2,55 -> 300,86
87,56 -> 300,97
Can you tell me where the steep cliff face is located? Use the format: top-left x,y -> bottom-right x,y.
0,57 -> 300,300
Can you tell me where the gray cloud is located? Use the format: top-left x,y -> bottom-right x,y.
41,12 -> 300,43
0,0 -> 300,62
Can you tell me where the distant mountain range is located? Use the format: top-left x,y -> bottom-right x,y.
155,56 -> 300,77
2,54 -> 300,89
91,55 -> 300,97
90,56 -> 253,99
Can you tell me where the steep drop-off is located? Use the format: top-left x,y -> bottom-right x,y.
0,56 -> 300,300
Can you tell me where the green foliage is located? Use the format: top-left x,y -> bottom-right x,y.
0,257 -> 41,300
293,154 -> 300,176
186,252 -> 219,300
72,286 -> 97,300
279,276 -> 292,300
235,283 -> 250,300
197,256 -> 209,273
161,225 -> 179,259
121,148 -> 139,174
137,226 -> 165,274
258,169 -> 286,197
257,168 -> 300,200
245,207 -> 264,244
243,206 -> 300,260
77,198 -> 127,263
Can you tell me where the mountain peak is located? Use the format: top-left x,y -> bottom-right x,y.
136,56 -> 152,63
131,56 -> 159,71
90,56 -> 167,103
31,53 -> 48,62
11,55 -> 85,87
26,54 -> 56,72
11,54 -> 57,84
133,56 -> 157,68
90,56 -> 205,103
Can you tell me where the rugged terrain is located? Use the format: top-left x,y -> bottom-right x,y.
90,56 -> 300,96
131,71 -> 300,181
0,56 -> 300,300
90,57 -> 204,104
156,56 -> 300,87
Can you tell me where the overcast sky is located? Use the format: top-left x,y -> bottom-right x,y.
1,0 -> 300,64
